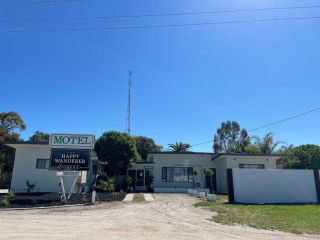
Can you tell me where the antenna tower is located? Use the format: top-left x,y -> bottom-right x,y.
125,70 -> 132,135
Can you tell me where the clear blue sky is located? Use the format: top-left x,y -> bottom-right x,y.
1,0 -> 320,151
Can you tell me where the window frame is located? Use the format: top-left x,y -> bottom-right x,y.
36,159 -> 50,169
162,167 -> 193,182
239,163 -> 265,169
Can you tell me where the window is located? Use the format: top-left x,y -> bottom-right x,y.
36,159 -> 50,169
162,167 -> 193,182
239,164 -> 265,169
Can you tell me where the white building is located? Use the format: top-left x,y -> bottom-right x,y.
6,141 -> 282,193
6,141 -> 96,193
128,152 -> 282,193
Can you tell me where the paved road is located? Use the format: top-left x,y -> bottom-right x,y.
0,194 -> 319,240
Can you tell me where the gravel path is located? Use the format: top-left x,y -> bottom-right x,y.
0,194 -> 319,240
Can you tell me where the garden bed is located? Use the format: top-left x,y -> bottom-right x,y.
0,192 -> 126,208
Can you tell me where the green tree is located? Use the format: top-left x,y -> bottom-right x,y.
0,112 -> 26,188
29,130 -> 50,142
94,131 -> 141,176
168,142 -> 192,152
0,112 -> 26,136
278,144 -> 320,169
246,132 -> 286,154
134,136 -> 162,161
213,121 -> 249,153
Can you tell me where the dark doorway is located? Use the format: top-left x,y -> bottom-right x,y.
205,168 -> 217,192
136,170 -> 145,187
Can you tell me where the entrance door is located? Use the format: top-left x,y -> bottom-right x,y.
205,168 -> 217,192
136,170 -> 145,187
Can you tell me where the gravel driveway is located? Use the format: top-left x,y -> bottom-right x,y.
0,194 -> 319,240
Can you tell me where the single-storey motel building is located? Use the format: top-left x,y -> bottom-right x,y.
6,135 -> 283,193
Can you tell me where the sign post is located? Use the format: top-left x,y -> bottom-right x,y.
49,134 -> 95,201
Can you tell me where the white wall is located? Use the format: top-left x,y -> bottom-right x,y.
10,144 -> 86,193
232,169 -> 318,203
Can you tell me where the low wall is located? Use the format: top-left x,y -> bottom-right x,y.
230,169 -> 320,203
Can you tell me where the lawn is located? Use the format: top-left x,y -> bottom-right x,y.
195,195 -> 320,235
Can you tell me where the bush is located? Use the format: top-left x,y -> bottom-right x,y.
96,177 -> 115,193
81,195 -> 87,204
124,176 -> 132,192
0,199 -> 9,208
7,191 -> 14,201
0,173 -> 10,189
26,180 -> 37,194
111,192 -> 118,198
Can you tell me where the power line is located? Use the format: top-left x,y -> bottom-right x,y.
247,106 -> 320,132
1,4 -> 320,23
0,0 -> 85,6
191,106 -> 320,147
1,15 -> 320,34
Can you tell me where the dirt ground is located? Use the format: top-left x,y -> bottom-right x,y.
0,194 -> 319,240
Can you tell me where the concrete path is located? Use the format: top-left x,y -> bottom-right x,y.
122,193 -> 134,202
144,193 -> 155,201
123,193 -> 155,202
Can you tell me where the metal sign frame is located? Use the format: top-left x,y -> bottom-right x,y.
57,171 -> 81,200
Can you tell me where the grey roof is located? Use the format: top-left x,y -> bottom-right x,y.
5,141 -> 49,145
150,151 -> 284,160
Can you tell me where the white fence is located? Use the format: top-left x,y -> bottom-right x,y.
231,169 -> 319,203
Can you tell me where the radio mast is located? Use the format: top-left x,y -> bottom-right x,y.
125,70 -> 132,136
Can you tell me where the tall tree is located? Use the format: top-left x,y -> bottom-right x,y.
168,142 -> 192,152
134,136 -> 162,161
29,130 -> 50,142
94,131 -> 141,176
246,132 -> 286,154
278,144 -> 320,169
0,112 -> 26,136
213,121 -> 249,153
0,112 -> 26,188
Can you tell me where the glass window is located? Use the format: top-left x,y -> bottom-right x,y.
36,159 -> 50,169
239,164 -> 265,169
162,167 -> 193,182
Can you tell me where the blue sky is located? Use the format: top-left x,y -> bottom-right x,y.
1,0 -> 320,151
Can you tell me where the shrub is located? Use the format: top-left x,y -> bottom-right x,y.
111,192 -> 118,198
26,180 -> 37,195
81,195 -> 87,204
96,177 -> 115,193
0,199 -> 9,208
124,176 -> 132,192
7,191 -> 14,201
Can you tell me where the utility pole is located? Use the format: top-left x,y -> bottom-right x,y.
126,70 -> 132,136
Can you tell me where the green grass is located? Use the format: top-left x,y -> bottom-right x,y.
195,195 -> 320,235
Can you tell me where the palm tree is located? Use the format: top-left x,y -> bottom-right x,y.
168,142 -> 192,152
249,132 -> 286,154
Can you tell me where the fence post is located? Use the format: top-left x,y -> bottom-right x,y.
226,169 -> 234,203
313,169 -> 320,203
